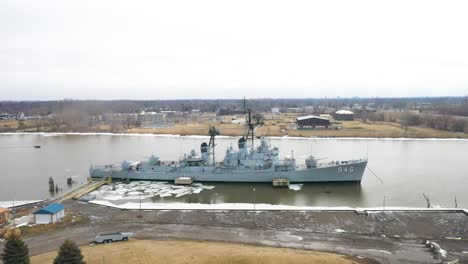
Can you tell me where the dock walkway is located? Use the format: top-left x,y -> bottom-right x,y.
55,177 -> 111,203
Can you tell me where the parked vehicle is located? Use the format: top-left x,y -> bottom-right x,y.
94,232 -> 133,243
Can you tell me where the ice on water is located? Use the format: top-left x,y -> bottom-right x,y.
288,184 -> 303,191
90,181 -> 215,201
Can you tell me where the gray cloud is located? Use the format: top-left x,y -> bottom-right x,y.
1,0 -> 467,100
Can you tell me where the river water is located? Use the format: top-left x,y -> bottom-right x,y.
0,133 -> 467,208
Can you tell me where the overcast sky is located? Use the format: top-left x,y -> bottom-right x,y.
1,0 -> 467,100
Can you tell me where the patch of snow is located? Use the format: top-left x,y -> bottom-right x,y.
89,201 -> 354,211
334,229 -> 346,233
87,192 -> 468,212
462,251 -> 468,254
367,249 -> 392,255
289,235 -> 303,241
444,237 -> 461,240
378,250 -> 392,255
425,241 -> 447,258
0,200 -> 43,208
439,248 -> 447,258
288,184 -> 303,191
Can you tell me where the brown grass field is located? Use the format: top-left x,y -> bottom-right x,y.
2,116 -> 466,138
129,120 -> 468,138
31,239 -> 361,264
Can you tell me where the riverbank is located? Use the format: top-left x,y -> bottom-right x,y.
2,119 -> 467,138
31,239 -> 360,264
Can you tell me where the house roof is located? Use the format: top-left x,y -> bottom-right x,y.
33,203 -> 64,215
296,115 -> 329,121
335,110 -> 354,115
0,207 -> 8,214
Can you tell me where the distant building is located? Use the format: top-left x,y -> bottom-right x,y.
0,207 -> 9,225
271,107 -> 280,114
217,109 -> 245,116
161,110 -> 183,117
296,115 -> 330,129
103,113 -> 138,123
334,110 -> 355,121
231,115 -> 246,124
0,113 -> 9,120
286,108 -> 301,113
138,112 -> 166,127
319,114 -> 333,120
33,203 -> 65,224
303,106 -> 315,113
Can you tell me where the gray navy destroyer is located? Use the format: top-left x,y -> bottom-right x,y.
90,110 -> 367,183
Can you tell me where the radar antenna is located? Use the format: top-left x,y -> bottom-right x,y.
245,109 -> 264,149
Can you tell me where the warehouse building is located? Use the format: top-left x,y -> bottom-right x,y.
33,203 -> 65,224
334,110 -> 355,121
296,115 -> 331,129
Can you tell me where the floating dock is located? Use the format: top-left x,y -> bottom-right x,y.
175,177 -> 193,185
272,178 -> 289,187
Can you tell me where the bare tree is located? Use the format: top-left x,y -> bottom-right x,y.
422,193 -> 431,208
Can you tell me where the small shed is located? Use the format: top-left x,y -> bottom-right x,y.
0,207 -> 9,225
334,110 -> 355,121
33,203 -> 65,224
296,115 -> 331,129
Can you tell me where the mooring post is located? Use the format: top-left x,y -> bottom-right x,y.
48,177 -> 55,192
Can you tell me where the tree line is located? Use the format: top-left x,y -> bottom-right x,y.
1,97 -> 467,115
365,110 -> 468,133
1,233 -> 85,264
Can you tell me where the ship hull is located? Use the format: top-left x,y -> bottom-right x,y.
90,160 -> 367,183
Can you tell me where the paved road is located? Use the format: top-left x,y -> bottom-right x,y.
2,201 -> 468,263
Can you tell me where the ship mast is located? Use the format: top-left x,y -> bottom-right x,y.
246,109 -> 255,150
208,126 -> 218,165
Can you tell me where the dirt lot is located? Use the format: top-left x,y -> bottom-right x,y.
31,239 -> 359,264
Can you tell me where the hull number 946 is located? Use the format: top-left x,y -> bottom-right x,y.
338,166 -> 354,173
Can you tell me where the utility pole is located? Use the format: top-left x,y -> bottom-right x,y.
253,188 -> 256,228
253,188 -> 256,211
383,195 -> 386,212
243,96 -> 246,113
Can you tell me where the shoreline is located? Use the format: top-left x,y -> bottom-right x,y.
2,131 -> 468,140
88,200 -> 468,213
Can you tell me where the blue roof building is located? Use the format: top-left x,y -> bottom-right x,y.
33,203 -> 65,224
